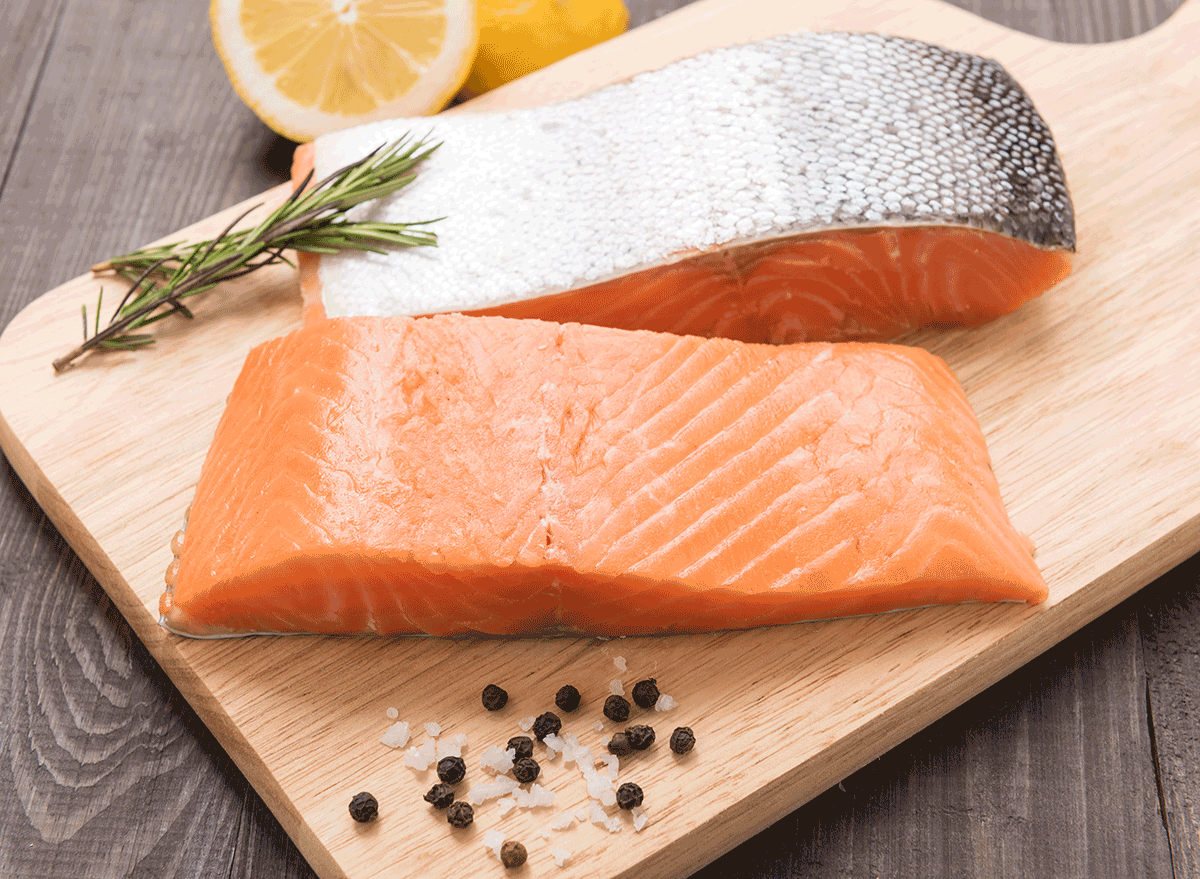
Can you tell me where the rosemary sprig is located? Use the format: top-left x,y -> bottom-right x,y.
54,134 -> 440,372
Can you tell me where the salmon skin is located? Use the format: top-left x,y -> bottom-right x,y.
294,31 -> 1075,342
160,315 -> 1047,639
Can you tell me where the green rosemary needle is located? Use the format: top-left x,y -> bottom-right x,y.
53,134 -> 440,373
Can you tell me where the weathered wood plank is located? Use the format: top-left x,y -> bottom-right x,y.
1141,553 -> 1200,878
0,0 -> 67,196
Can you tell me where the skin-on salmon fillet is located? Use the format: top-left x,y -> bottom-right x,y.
292,30 -> 1074,342
160,315 -> 1046,638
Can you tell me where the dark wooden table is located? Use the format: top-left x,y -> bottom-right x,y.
0,0 -> 1195,876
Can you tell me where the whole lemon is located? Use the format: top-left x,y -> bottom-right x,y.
465,0 -> 629,95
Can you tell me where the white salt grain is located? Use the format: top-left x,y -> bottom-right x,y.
552,848 -> 572,867
386,707 -> 398,720
609,678 -> 624,696
654,694 -> 678,712
593,721 -> 605,733
604,816 -> 622,833
380,721 -> 410,749
550,811 -> 575,831
599,754 -> 619,780
589,803 -> 607,825
599,788 -> 617,808
436,737 -> 462,760
467,776 -> 520,805
481,745 -> 516,774
482,829 -> 505,857
497,797 -> 517,816
543,733 -> 565,758
540,828 -> 552,840
424,722 -> 442,737
403,739 -> 437,771
633,809 -> 649,832
613,656 -> 628,672
574,806 -> 590,822
518,715 -> 536,732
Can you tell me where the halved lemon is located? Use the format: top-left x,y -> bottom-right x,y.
211,0 -> 477,142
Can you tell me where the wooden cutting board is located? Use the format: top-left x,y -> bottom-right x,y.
1,0 -> 1198,877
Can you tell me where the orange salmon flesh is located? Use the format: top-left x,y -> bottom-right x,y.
160,315 -> 1047,638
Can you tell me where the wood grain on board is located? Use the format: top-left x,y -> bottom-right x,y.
0,1 -> 1195,879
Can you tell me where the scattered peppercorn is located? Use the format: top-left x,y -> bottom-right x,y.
631,678 -> 660,709
446,801 -> 474,828
603,694 -> 631,723
512,756 -> 541,783
555,684 -> 582,712
482,683 -> 509,711
670,726 -> 696,755
423,783 -> 455,810
437,755 -> 467,785
626,724 -> 656,751
500,840 -> 528,869
531,711 -> 562,741
606,732 -> 634,757
616,782 -> 644,810
507,735 -> 534,760
348,791 -> 379,823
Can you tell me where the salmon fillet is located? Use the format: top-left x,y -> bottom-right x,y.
160,315 -> 1046,638
292,31 -> 1074,342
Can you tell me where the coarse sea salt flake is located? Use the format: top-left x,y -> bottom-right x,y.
482,829 -> 505,856
553,848 -> 572,867
467,776 -> 520,805
543,733 -> 564,758
575,806 -> 591,822
436,737 -> 462,760
634,811 -> 649,831
589,803 -> 607,824
497,797 -> 517,816
605,816 -> 622,833
403,739 -> 437,771
386,707 -> 398,720
424,722 -> 441,737
380,721 -> 410,749
613,656 -> 628,672
550,812 -> 575,830
599,788 -> 617,808
655,694 -> 679,712
609,678 -> 624,696
481,745 -> 516,774
518,716 -> 536,732
593,722 -> 605,733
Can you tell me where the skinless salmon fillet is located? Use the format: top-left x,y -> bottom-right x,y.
159,315 -> 1046,638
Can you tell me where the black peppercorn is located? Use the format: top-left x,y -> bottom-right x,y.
669,726 -> 696,755
437,755 -> 467,784
423,783 -> 455,810
512,756 -> 541,783
500,840 -> 528,869
606,732 -> 634,757
482,683 -> 509,711
616,782 -> 644,810
555,684 -> 582,712
603,694 -> 631,723
446,801 -> 474,828
631,678 -> 660,709
531,711 -> 562,741
506,735 -> 534,760
625,724 -> 655,751
348,791 -> 378,823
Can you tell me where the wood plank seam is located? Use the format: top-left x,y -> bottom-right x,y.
0,0 -> 67,204
1144,677 -> 1178,878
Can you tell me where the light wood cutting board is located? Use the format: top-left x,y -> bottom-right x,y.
2,0 -> 1199,877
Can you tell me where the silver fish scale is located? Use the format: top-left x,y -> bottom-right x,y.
315,31 -> 1075,318
775,32 -> 1074,249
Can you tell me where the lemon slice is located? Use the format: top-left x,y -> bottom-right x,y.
465,0 -> 628,95
211,0 -> 477,142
